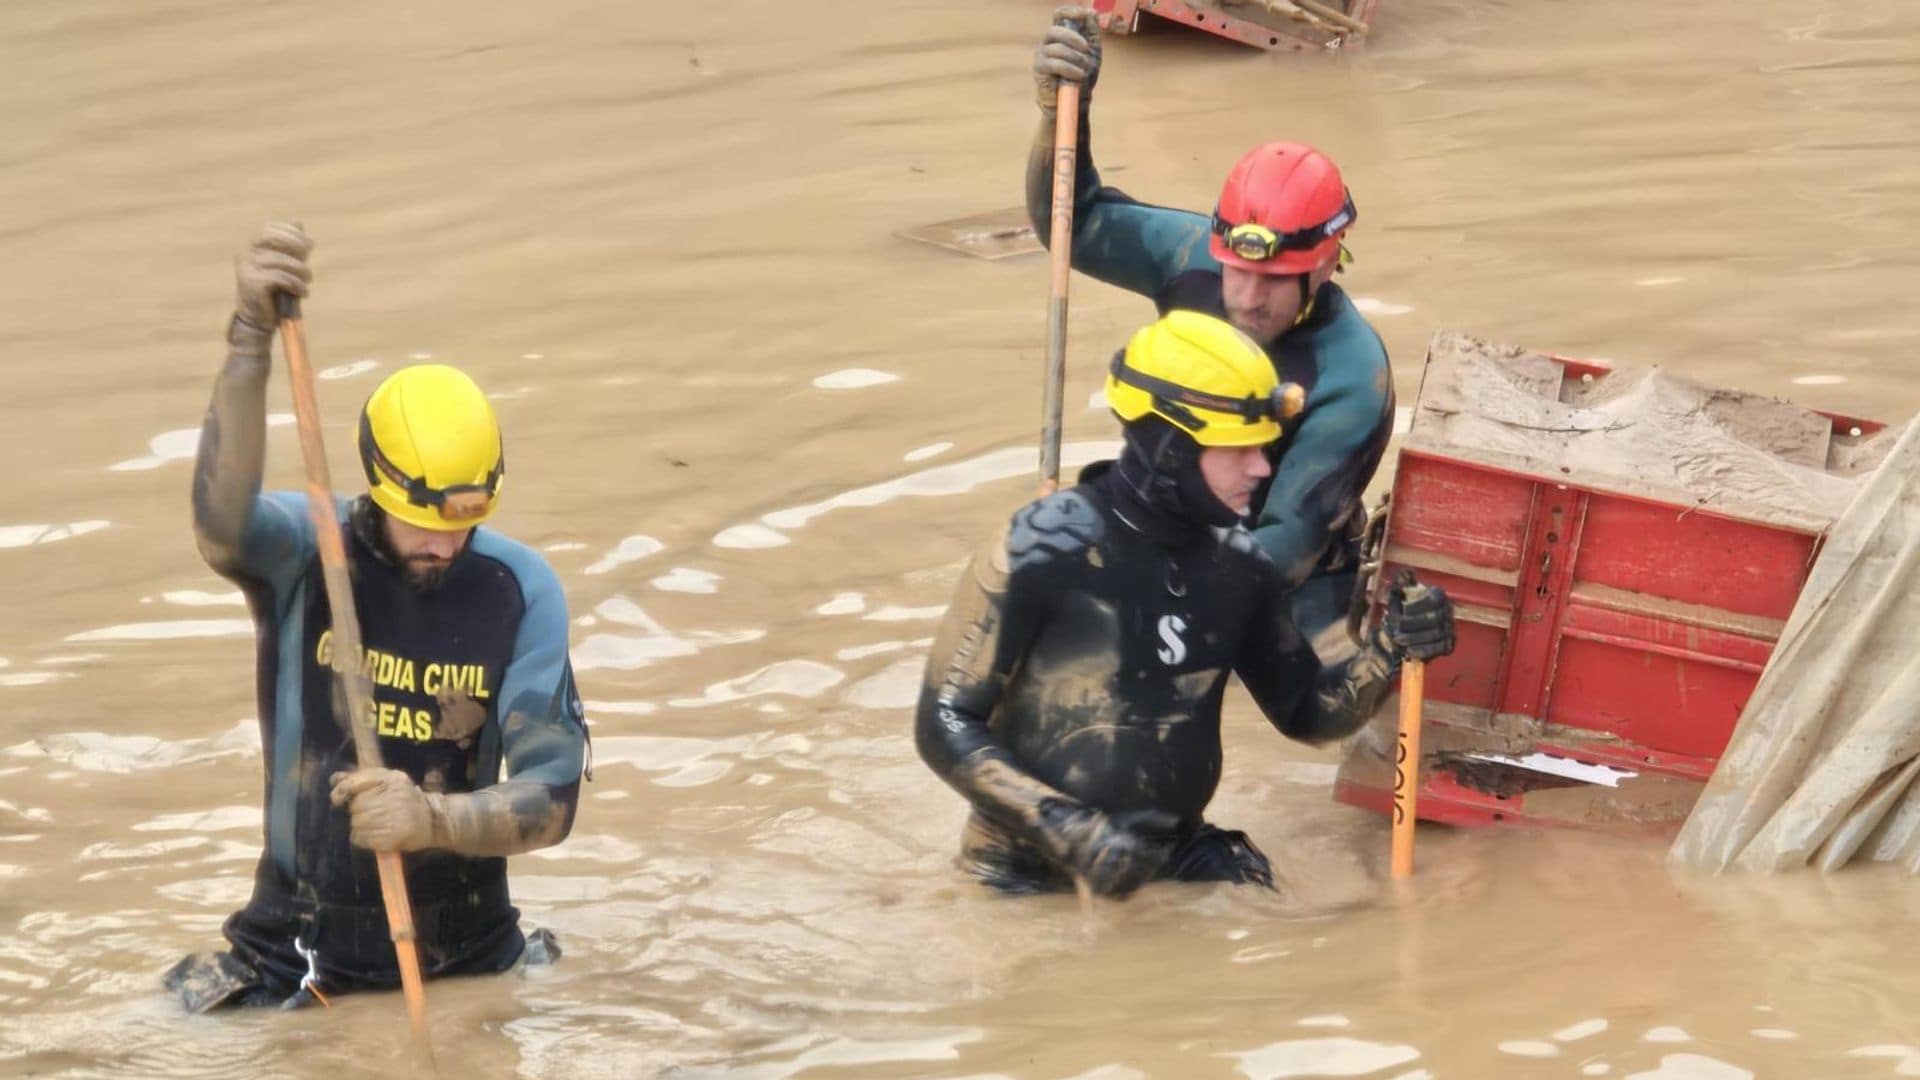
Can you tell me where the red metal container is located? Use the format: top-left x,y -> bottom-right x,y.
1333,333 -> 1888,830
1090,0 -> 1376,53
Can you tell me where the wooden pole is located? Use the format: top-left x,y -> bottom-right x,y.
1038,72 -> 1081,496
276,293 -> 435,1061
1390,565 -> 1427,880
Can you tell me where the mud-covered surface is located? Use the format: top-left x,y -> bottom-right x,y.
5,0 -> 1920,1076
1408,332 -> 1897,531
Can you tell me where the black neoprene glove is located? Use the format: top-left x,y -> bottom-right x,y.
1039,800 -> 1182,898
1384,573 -> 1456,662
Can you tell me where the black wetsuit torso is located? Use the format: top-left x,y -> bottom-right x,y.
915,463 -> 1399,893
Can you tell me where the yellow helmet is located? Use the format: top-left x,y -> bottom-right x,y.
357,365 -> 505,531
1105,311 -> 1300,447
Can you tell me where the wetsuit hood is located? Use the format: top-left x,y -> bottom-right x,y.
1092,416 -> 1245,543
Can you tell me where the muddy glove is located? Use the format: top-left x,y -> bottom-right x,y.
1033,6 -> 1101,114
231,222 -> 313,352
330,768 -> 441,852
1039,800 -> 1181,898
1383,574 -> 1456,662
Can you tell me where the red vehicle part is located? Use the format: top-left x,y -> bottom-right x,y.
1332,334 -> 1888,831
1090,0 -> 1376,52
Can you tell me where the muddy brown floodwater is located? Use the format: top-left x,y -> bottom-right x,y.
3,0 -> 1919,1077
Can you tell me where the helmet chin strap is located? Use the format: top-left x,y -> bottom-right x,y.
1292,272 -> 1317,328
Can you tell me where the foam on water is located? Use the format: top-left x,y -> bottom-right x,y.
585,699 -> 659,716
1352,297 -> 1414,316
110,413 -> 292,471
0,672 -> 70,688
1297,1016 -> 1351,1029
156,876 -> 254,908
0,799 -> 53,825
669,660 -> 845,708
816,592 -> 867,616
65,619 -> 254,642
5,718 -> 256,773
317,359 -> 378,380
1225,1037 -> 1421,1078
1847,1045 -> 1920,1075
757,441 -> 1118,536
714,523 -> 792,549
1498,1040 -> 1561,1058
727,1029 -> 983,1078
160,589 -> 243,607
835,639 -> 912,661
1644,1027 -> 1693,1044
863,604 -> 945,622
903,442 -> 952,462
0,520 -> 112,549
812,368 -> 901,390
590,731 -> 812,786
651,567 -> 722,594
1557,1019 -> 1610,1041
1624,1054 -> 1753,1080
572,599 -> 765,672
584,534 -> 665,575
131,806 -> 260,833
524,833 -> 647,864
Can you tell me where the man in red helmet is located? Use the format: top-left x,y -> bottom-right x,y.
1027,7 -> 1394,652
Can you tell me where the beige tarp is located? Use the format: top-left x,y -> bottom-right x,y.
1670,415 -> 1920,874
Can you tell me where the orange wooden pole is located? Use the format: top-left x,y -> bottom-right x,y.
277,294 -> 435,1062
1391,658 -> 1425,879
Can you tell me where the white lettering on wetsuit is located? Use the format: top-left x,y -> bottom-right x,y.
1156,614 -> 1189,666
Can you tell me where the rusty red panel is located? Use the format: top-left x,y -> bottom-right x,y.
1545,636 -> 1760,759
1498,488 -> 1588,718
1094,0 -> 1331,51
1389,453 -> 1535,573
1422,619 -> 1504,710
1574,495 -> 1816,620
1558,602 -> 1777,672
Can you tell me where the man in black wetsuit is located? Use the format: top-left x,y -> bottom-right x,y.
916,312 -> 1454,897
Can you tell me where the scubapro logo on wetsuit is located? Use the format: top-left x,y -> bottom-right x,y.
1156,614 -> 1189,666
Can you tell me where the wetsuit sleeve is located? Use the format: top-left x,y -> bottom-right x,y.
915,518 -> 1080,854
1236,556 -> 1399,745
190,317 -> 322,600
429,554 -> 586,857
1250,332 -> 1392,588
1024,100 -> 1220,299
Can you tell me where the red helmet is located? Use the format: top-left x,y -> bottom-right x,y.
1210,141 -> 1355,276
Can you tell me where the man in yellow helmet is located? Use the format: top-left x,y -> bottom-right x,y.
165,223 -> 588,1010
916,312 -> 1453,896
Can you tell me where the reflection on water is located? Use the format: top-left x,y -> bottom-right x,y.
64,619 -> 255,642
0,521 -> 111,550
